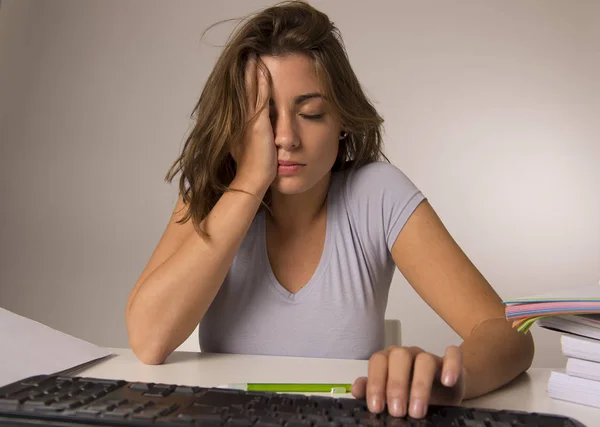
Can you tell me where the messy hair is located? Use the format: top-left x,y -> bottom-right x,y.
165,0 -> 386,237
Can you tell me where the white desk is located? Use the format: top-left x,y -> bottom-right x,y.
75,348 -> 598,426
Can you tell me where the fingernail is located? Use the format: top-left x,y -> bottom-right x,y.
410,398 -> 426,418
390,398 -> 405,417
442,372 -> 455,386
370,395 -> 383,413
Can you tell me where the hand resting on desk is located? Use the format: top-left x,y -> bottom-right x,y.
351,345 -> 465,419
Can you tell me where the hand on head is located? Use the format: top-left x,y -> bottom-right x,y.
351,345 -> 466,419
231,55 -> 277,194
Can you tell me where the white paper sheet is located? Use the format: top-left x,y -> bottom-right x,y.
0,307 -> 112,387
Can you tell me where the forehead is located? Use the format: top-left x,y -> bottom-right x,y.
260,54 -> 324,100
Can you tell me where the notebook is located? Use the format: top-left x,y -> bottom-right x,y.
561,334 -> 600,363
503,284 -> 600,333
548,371 -> 600,409
566,357 -> 600,382
537,314 -> 600,340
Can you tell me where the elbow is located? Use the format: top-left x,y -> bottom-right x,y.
128,335 -> 169,365
135,349 -> 168,366
519,331 -> 535,373
506,328 -> 535,379
126,311 -> 170,365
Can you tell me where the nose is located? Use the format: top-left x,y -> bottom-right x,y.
273,112 -> 299,150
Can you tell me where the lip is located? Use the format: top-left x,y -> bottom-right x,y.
277,162 -> 304,176
278,160 -> 305,166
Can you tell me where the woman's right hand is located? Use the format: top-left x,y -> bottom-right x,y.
231,55 -> 277,195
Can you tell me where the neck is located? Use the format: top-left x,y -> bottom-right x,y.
267,173 -> 331,232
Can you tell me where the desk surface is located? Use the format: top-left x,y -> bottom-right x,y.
75,348 -> 598,426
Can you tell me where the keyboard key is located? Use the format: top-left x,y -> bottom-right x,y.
33,405 -> 64,413
0,392 -> 31,405
329,409 -> 353,418
356,417 -> 384,427
178,413 -> 223,423
334,416 -> 356,424
154,384 -> 176,390
196,390 -> 264,407
258,416 -> 281,424
256,421 -> 281,427
178,404 -> 219,419
285,421 -> 312,427
40,386 -> 59,394
56,380 -> 74,389
304,414 -> 329,423
143,389 -> 174,398
78,396 -> 95,405
338,398 -> 366,411
277,411 -> 302,422
0,385 -> 33,400
20,375 -> 53,387
102,411 -> 128,419
129,382 -> 151,391
132,405 -> 173,420
227,417 -> 255,427
75,408 -> 102,416
49,399 -> 85,410
174,386 -> 199,394
83,378 -> 127,387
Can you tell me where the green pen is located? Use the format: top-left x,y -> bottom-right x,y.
217,383 -> 353,394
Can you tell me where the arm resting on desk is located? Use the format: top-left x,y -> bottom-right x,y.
126,179 -> 267,365
461,317 -> 534,400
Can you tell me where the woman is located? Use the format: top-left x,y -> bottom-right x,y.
125,0 -> 534,419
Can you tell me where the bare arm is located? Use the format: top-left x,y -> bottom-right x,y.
125,180 -> 267,365
127,56 -> 277,365
391,200 -> 534,398
352,198 -> 534,418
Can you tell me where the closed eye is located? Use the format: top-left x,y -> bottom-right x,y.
300,113 -> 324,120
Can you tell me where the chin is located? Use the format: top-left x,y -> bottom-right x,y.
270,163 -> 335,196
270,177 -> 311,195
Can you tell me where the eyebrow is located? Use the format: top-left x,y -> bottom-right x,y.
294,92 -> 325,105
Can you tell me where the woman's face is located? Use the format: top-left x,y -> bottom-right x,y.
260,53 -> 342,196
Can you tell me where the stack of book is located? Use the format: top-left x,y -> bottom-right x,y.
503,284 -> 600,409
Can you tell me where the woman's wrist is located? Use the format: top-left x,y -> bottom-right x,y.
230,174 -> 271,200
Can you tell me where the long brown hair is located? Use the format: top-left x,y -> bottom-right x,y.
165,0 -> 386,237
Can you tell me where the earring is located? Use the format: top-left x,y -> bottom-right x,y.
339,131 -> 348,140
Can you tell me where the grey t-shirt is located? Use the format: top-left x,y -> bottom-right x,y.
198,161 -> 426,360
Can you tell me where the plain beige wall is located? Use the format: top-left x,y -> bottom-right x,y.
1,0 -> 598,369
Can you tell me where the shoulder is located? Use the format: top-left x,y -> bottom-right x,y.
335,161 -> 426,251
341,161 -> 422,202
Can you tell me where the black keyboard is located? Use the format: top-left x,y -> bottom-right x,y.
0,374 -> 586,427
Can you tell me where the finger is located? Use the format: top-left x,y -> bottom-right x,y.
366,350 -> 389,413
255,61 -> 270,113
409,352 -> 440,419
385,347 -> 415,417
441,346 -> 462,387
351,376 -> 367,399
244,54 -> 257,112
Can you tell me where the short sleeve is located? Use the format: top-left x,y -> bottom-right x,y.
344,161 -> 426,253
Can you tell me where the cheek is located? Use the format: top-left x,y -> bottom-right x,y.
321,132 -> 340,161
313,137 -> 339,167
300,126 -> 339,158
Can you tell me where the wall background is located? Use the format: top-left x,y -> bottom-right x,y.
1,0 -> 599,368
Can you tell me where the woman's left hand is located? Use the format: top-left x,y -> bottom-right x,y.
351,345 -> 466,419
